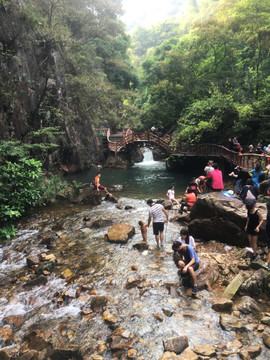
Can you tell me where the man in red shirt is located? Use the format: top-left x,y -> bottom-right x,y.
207,163 -> 224,191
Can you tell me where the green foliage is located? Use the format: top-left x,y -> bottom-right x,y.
41,175 -> 69,203
178,89 -> 236,144
0,158 -> 43,240
134,0 -> 270,145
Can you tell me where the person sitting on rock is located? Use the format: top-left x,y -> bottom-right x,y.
207,163 -> 224,191
186,177 -> 201,196
179,189 -> 196,214
172,241 -> 200,297
94,173 -> 112,196
166,185 -> 180,209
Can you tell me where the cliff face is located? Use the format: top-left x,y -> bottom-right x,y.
0,2 -> 104,173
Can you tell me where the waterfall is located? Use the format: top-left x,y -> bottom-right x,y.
142,148 -> 154,162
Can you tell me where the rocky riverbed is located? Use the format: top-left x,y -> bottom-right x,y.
0,195 -> 270,360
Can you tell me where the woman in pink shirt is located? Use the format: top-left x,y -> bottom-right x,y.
207,163 -> 224,191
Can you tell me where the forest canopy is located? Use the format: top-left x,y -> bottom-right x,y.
131,0 -> 270,146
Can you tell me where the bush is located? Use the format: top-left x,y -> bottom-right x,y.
0,158 -> 43,240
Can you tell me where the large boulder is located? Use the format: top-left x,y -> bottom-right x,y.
240,268 -> 270,296
76,187 -> 102,205
188,193 -> 266,246
105,224 -> 135,243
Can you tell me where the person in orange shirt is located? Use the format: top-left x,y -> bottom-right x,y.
94,173 -> 112,196
179,189 -> 196,214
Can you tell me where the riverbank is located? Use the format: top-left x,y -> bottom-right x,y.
0,197 -> 270,359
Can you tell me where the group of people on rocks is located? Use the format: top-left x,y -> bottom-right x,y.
93,156 -> 270,300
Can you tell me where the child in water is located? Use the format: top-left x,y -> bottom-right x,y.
179,229 -> 196,249
139,220 -> 147,242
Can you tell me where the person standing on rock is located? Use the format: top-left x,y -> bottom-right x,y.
172,241 -> 200,297
245,200 -> 263,262
147,199 -> 168,248
94,173 -> 112,196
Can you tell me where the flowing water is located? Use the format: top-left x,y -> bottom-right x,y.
0,150 -> 269,359
66,148 -> 199,199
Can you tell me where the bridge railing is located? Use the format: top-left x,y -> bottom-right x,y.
169,143 -> 268,170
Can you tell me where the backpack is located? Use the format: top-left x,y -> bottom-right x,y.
246,189 -> 255,200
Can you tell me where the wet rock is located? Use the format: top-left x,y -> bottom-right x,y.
133,242 -> 149,251
262,331 -> 270,347
102,311 -> 118,324
24,330 -> 50,351
163,335 -> 189,354
3,315 -> 24,328
97,341 -> 107,355
23,275 -> 48,288
40,253 -> 56,262
159,351 -> 179,360
105,224 -> 135,244
240,269 -> 269,296
17,350 -> 42,360
234,296 -> 260,314
77,187 -> 102,205
153,313 -> 163,322
178,348 -> 198,359
127,349 -> 137,359
110,336 -> 132,350
61,268 -> 73,278
131,265 -> 138,271
35,261 -> 55,276
162,308 -> 174,317
239,349 -> 250,360
63,288 -> 77,300
105,194 -> 118,203
39,234 -> 56,249
26,254 -> 40,267
126,274 -> 144,289
220,314 -> 246,332
91,219 -> 113,228
212,298 -> 233,312
222,273 -> 245,299
244,345 -> 261,358
261,316 -> 270,326
0,326 -> 12,342
91,296 -> 107,311
51,221 -> 64,231
124,205 -> 133,210
163,200 -> 172,210
193,344 -> 216,357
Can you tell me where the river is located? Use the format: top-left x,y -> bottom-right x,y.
66,148 -> 202,198
0,150 -> 269,359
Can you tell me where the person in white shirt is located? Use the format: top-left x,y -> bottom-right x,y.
147,199 -> 168,248
204,160 -> 214,176
179,229 -> 196,249
166,185 -> 180,209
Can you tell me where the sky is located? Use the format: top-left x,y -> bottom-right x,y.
121,0 -> 187,31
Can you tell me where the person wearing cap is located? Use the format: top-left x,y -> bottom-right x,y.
229,166 -> 250,195
172,241 -> 200,296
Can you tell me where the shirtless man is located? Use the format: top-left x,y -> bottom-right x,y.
94,173 -> 112,196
